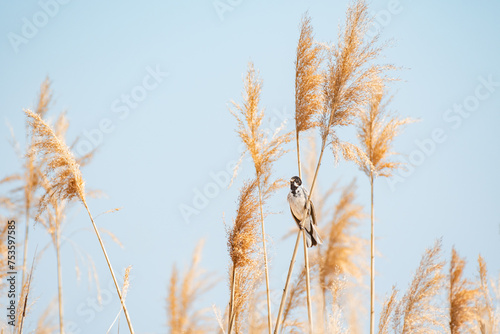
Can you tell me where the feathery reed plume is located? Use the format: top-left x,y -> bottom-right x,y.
318,0 -> 390,174
24,109 -> 135,333
167,241 -> 214,334
448,247 -> 478,333
357,80 -> 412,334
35,300 -> 58,334
318,180 -> 366,317
295,13 -> 323,179
37,110 -> 93,334
392,240 -> 445,334
476,255 -> 499,333
231,63 -> 292,334
227,180 -> 262,334
21,77 -> 52,289
167,241 -> 213,334
378,287 -> 398,334
325,275 -> 348,334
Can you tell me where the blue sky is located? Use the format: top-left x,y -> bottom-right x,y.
1,0 -> 499,332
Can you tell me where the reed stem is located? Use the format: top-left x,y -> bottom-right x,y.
257,179 -> 273,334
274,231 -> 301,333
82,199 -> 135,334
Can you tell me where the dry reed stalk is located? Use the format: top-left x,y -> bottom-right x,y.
357,80 -> 412,334
226,180 -> 262,334
231,63 -> 292,334
448,247 -> 478,333
24,109 -> 135,334
391,240 -> 445,334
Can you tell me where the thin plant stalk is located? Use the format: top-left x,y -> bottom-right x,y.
274,231 -> 301,333
302,230 -> 313,334
257,180 -> 273,334
22,208 -> 30,288
228,266 -> 236,334
55,225 -> 64,334
370,174 -> 374,334
296,132 -> 302,179
82,200 -> 134,334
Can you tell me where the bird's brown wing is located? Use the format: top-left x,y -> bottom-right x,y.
290,207 -> 301,227
309,200 -> 317,226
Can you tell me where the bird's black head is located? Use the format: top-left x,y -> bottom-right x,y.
290,176 -> 302,192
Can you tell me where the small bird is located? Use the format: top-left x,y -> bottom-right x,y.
287,176 -> 323,247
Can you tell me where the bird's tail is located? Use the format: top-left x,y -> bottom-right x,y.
304,219 -> 323,248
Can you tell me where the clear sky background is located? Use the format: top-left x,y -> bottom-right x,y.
1,0 -> 499,333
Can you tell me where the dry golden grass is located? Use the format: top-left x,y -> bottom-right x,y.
295,13 -> 323,134
231,62 -> 292,333
227,180 -> 263,333
378,286 -> 398,334
392,240 -> 445,334
357,82 -> 412,179
476,255 -> 499,333
230,62 -> 292,190
320,0 -> 390,166
449,247 -> 478,334
24,109 -> 135,333
25,109 -> 85,217
319,180 -> 366,286
167,241 -> 214,334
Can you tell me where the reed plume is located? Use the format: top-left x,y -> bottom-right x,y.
318,0 -> 390,172
378,287 -> 398,334
448,247 -> 478,334
24,109 -> 135,333
167,241 -> 213,334
319,180 -> 366,313
357,80 -> 412,334
392,240 -> 445,334
294,13 -> 323,179
231,62 -> 291,333
476,255 -> 499,333
227,180 -> 262,334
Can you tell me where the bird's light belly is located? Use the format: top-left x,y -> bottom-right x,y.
288,193 -> 306,221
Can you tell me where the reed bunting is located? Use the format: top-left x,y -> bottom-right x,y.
287,176 -> 323,247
